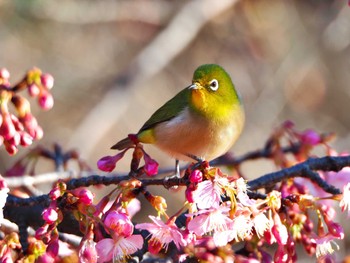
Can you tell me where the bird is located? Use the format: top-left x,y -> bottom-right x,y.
111,64 -> 244,176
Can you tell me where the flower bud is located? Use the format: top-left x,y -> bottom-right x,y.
42,208 -> 58,224
49,187 -> 61,201
0,113 -> 16,140
28,83 -> 41,97
78,189 -> 94,205
11,95 -> 31,117
20,131 -> 33,147
143,152 -> 158,176
300,129 -> 321,146
0,68 -> 10,80
189,170 -> 203,183
34,125 -> 44,140
38,92 -> 54,110
40,73 -> 54,90
4,142 -> 18,155
10,115 -> 24,132
97,150 -> 127,172
8,131 -> 20,146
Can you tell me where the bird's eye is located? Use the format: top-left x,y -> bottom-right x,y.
209,79 -> 219,91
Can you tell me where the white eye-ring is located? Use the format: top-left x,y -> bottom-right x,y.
209,79 -> 219,91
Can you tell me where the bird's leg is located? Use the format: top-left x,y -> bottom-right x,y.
186,153 -> 204,163
163,159 -> 181,189
186,153 -> 209,170
175,159 -> 180,178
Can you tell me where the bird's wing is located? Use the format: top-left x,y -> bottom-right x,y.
139,88 -> 190,132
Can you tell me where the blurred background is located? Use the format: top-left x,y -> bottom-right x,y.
0,0 -> 350,257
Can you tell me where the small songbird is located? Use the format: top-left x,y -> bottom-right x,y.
111,64 -> 244,174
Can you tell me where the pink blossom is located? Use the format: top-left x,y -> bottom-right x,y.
232,214 -> 253,240
96,235 -> 143,263
42,208 -> 58,224
339,182 -> 350,217
126,198 -> 141,218
192,177 -> 227,209
136,216 -> 186,250
187,205 -> 232,240
104,211 -> 133,237
252,212 -> 270,238
97,150 -> 127,172
310,234 -> 339,258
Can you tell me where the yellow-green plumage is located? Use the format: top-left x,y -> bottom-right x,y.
111,64 -> 244,162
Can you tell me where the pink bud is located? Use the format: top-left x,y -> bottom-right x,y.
189,170 -> 203,183
0,113 -> 16,140
35,225 -> 49,240
42,208 -> 58,224
0,68 -> 10,80
34,126 -> 44,140
104,211 -> 133,237
10,115 -> 24,132
38,92 -> 54,110
283,120 -> 294,129
8,132 -> 20,146
5,143 -> 18,155
19,113 -> 38,136
300,129 -> 321,146
97,151 -> 126,172
36,253 -> 55,263
41,73 -> 54,90
272,213 -> 288,245
20,132 -> 33,147
49,187 -> 61,201
143,152 -> 159,176
28,83 -> 41,97
78,189 -> 94,205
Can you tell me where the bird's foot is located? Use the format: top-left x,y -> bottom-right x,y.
163,159 -> 181,189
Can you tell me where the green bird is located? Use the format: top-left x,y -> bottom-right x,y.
111,64 -> 244,174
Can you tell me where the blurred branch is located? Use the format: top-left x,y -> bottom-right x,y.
25,0 -> 172,25
68,0 -> 238,156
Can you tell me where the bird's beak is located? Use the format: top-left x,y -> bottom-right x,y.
189,83 -> 200,90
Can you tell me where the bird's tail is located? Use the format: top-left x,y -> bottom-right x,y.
111,137 -> 134,150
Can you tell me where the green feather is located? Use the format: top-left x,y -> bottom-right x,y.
138,88 -> 191,132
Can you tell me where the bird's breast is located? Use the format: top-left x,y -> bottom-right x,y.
153,106 -> 244,161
